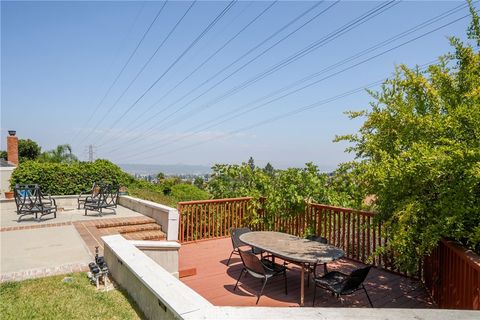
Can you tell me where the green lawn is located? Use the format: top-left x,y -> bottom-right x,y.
0,273 -> 144,319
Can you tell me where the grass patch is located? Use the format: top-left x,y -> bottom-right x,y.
0,273 -> 145,320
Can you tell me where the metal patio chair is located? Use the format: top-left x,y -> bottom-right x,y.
312,265 -> 373,307
14,184 -> 57,222
227,227 -> 263,265
78,182 -> 100,209
306,234 -> 329,285
84,183 -> 119,216
234,249 -> 288,304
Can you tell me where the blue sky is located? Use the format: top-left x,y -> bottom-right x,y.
1,1 -> 476,171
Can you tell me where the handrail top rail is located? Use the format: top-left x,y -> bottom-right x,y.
309,203 -> 377,217
441,238 -> 480,272
177,197 -> 253,206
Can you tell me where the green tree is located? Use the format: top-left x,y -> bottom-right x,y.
0,150 -> 7,160
193,176 -> 205,190
336,3 -> 480,271
39,144 -> 78,163
247,156 -> 255,170
264,162 -> 275,176
19,139 -> 41,162
156,172 -> 165,181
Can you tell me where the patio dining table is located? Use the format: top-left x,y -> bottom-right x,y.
240,231 -> 345,306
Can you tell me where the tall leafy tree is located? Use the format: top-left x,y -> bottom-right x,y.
39,144 -> 78,163
336,1 -> 480,271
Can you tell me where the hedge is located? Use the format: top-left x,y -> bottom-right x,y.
10,159 -> 134,195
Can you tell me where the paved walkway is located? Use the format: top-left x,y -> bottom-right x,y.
0,205 -> 150,283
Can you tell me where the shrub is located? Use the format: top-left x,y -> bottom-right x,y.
171,184 -> 210,202
10,159 -> 134,195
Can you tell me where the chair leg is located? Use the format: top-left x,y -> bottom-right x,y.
256,278 -> 268,305
307,269 -> 310,288
234,268 -> 245,291
227,250 -> 234,266
312,284 -> 317,307
363,285 -> 373,307
284,271 -> 288,295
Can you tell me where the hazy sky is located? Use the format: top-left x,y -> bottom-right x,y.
1,1 -> 475,170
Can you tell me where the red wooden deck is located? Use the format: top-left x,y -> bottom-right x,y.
179,238 -> 436,308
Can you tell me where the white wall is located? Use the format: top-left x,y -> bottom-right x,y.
0,167 -> 14,197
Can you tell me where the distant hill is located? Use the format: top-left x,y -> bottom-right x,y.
118,163 -> 211,176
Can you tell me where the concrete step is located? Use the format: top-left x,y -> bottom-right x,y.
101,223 -> 162,235
95,216 -> 156,229
123,230 -> 167,241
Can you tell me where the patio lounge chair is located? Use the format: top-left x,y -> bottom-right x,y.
234,249 -> 288,304
84,183 -> 119,216
312,265 -> 373,307
227,227 -> 264,265
14,184 -> 57,222
77,182 -> 100,209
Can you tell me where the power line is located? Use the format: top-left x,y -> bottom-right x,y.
90,1 -> 237,147
98,1 -> 334,149
160,0 -> 398,128
116,6 -> 473,161
75,1 -> 168,144
96,1 -> 328,148
152,1 -> 469,149
79,0 -> 194,145
121,59 -> 438,161
102,1 -> 396,152
121,1 -> 278,135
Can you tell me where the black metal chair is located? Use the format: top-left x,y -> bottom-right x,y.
234,249 -> 288,304
84,183 -> 119,216
14,184 -> 57,222
227,227 -> 263,265
312,265 -> 373,307
306,234 -> 329,285
78,182 -> 100,209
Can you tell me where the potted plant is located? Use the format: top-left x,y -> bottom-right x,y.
4,190 -> 14,199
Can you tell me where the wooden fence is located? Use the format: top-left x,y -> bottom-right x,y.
177,197 -> 252,243
178,197 -> 480,309
423,239 -> 480,310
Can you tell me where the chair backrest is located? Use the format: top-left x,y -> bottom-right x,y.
340,266 -> 372,293
306,234 -> 328,244
238,249 -> 265,276
230,227 -> 252,249
14,184 -> 42,211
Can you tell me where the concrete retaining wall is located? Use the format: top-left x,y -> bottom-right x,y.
118,196 -> 179,241
130,240 -> 180,278
103,235 -> 210,320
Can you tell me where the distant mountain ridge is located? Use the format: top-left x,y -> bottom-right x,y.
118,163 -> 211,175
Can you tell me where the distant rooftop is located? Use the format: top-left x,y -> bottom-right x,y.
0,159 -> 15,167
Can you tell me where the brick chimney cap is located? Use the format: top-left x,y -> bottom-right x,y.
8,130 -> 16,136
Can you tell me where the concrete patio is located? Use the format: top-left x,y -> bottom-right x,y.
0,196 -> 165,282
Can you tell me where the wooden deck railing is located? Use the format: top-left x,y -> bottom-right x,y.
177,197 -> 252,243
423,239 -> 480,310
177,197 -> 479,309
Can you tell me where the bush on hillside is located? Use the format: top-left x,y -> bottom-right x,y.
10,159 -> 134,195
171,184 -> 210,202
